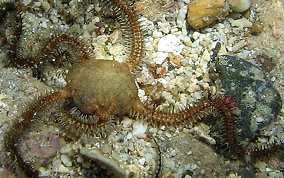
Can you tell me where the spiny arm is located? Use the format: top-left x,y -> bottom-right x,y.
4,89 -> 69,177
129,97 -> 243,156
129,98 -> 220,127
109,0 -> 144,71
13,34 -> 90,67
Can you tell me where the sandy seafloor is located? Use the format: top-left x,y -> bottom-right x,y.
0,0 -> 284,177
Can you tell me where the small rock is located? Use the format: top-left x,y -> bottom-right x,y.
56,164 -> 72,174
231,18 -> 252,28
158,21 -> 171,34
60,144 -> 73,154
158,34 -> 184,55
22,132 -> 60,162
109,29 -> 120,43
232,40 -> 247,52
22,0 -> 32,6
126,133 -> 132,140
39,0 -> 51,12
138,158 -> 146,165
228,0 -> 252,13
254,160 -> 267,172
272,28 -> 282,39
237,169 -> 256,178
187,0 -> 229,30
132,121 -> 148,137
61,154 -> 72,167
153,52 -> 168,65
250,22 -> 263,36
121,118 -> 133,128
177,5 -> 187,28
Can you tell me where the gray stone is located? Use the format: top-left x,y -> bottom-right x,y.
215,55 -> 282,140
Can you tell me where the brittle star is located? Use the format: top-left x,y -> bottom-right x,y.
2,0 -> 283,177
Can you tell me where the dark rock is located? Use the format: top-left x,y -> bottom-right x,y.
215,55 -> 282,141
238,169 -> 256,178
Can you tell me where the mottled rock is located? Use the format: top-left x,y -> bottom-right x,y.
215,55 -> 282,140
20,130 -> 61,165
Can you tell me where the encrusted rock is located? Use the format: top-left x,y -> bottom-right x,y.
215,55 -> 282,140
187,0 -> 229,30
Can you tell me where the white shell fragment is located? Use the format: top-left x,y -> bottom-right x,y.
80,148 -> 127,178
158,34 -> 184,55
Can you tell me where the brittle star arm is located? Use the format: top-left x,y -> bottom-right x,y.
4,88 -> 69,178
107,0 -> 144,71
13,34 -> 90,67
129,97 -> 244,156
129,98 -> 220,127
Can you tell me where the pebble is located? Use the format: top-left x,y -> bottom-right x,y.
22,0 -> 32,6
255,160 -> 267,172
132,121 -> 147,137
158,21 -> 171,34
250,22 -> 263,35
38,167 -> 50,177
41,21 -> 48,28
228,0 -> 252,13
152,30 -> 163,38
145,153 -> 154,163
187,0 -> 229,30
61,154 -> 72,167
232,40 -> 247,52
273,28 -> 282,39
126,133 -> 132,140
39,0 -> 51,12
60,144 -> 73,154
231,18 -> 252,28
122,117 -> 133,128
57,164 -> 72,174
158,34 -> 184,55
50,15 -> 59,24
176,5 -> 187,28
138,158 -> 146,165
153,52 -> 168,65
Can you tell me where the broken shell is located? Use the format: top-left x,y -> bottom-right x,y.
187,0 -> 229,30
80,148 -> 127,178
